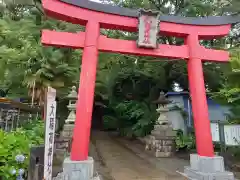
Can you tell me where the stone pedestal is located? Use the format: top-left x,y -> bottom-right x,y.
56,124 -> 74,156
53,157 -> 95,180
61,124 -> 75,140
184,154 -> 235,180
145,125 -> 176,157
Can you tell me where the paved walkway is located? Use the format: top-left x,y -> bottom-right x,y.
91,131 -> 187,180
115,136 -> 189,176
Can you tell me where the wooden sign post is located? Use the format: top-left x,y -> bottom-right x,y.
43,87 -> 57,180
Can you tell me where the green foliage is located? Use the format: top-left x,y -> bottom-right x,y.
0,120 -> 44,179
97,60 -> 160,137
0,2 -> 81,103
21,119 -> 45,144
103,100 -> 157,137
227,146 -> 240,160
175,130 -> 195,151
212,49 -> 240,124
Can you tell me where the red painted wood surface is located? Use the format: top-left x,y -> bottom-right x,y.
42,0 -> 231,38
41,0 -> 233,160
42,30 -> 229,62
71,21 -> 100,161
187,35 -> 214,157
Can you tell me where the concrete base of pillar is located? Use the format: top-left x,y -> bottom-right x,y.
53,157 -> 95,180
183,154 -> 235,180
63,157 -> 94,180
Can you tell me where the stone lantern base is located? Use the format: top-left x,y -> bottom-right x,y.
54,124 -> 74,159
145,124 -> 176,157
61,124 -> 75,140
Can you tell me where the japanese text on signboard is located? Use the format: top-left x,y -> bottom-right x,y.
44,87 -> 57,180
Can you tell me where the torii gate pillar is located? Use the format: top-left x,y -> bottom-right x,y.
187,34 -> 214,157
71,21 -> 100,161
41,0 -> 239,179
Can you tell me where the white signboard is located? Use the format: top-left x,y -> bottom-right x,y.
224,125 -> 240,146
210,123 -> 240,146
44,87 -> 57,180
210,123 -> 220,142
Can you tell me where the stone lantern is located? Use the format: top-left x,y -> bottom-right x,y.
145,91 -> 176,157
154,91 -> 172,125
65,86 -> 78,124
61,86 -> 78,141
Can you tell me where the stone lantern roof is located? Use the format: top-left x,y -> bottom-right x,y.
66,86 -> 78,100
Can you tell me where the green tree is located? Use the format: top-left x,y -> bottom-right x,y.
0,0 -> 81,104
212,48 -> 240,123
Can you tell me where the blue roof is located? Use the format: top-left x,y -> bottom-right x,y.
166,91 -> 189,96
166,91 -> 215,102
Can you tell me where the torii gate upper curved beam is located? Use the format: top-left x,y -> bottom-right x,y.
60,0 -> 240,25
42,0 -> 240,38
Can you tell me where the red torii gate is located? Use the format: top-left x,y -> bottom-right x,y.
41,0 -> 240,161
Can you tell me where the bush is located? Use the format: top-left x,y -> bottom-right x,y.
175,129 -> 196,151
103,100 -> 157,137
0,120 -> 44,180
